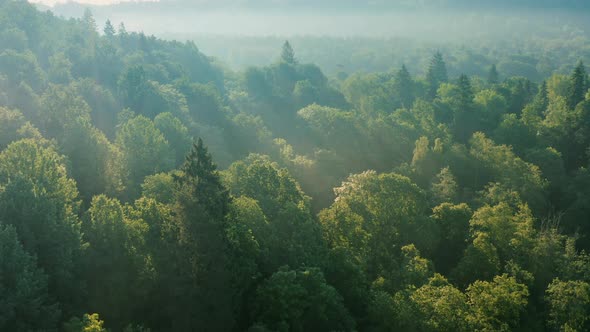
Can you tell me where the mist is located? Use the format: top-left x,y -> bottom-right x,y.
47,2 -> 589,39
38,1 -> 590,77
4,0 -> 590,331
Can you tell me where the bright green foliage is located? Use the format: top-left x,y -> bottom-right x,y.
545,278 -> 590,332
411,274 -> 471,332
64,313 -> 108,332
0,224 -> 59,331
0,139 -> 83,312
225,154 -> 311,220
431,167 -> 459,205
0,106 -> 26,149
469,132 -> 547,212
116,115 -> 174,199
251,266 -> 354,332
469,203 -> 535,263
398,244 -> 434,288
320,171 -> 433,279
466,275 -> 529,331
225,154 -> 322,270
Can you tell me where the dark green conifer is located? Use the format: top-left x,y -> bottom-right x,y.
568,61 -> 588,109
426,52 -> 448,99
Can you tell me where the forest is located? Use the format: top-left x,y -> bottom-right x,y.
2,0 -> 590,331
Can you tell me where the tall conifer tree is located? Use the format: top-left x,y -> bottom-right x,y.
426,52 -> 448,99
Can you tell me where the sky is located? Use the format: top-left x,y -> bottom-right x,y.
29,0 -> 157,6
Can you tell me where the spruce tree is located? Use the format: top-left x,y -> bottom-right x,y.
395,64 -> 414,108
488,64 -> 499,85
426,52 -> 448,99
103,19 -> 115,37
453,74 -> 476,142
176,138 -> 230,219
171,138 -> 234,331
457,74 -> 474,110
281,40 -> 296,64
568,61 -> 588,109
82,8 -> 97,33
118,22 -> 127,38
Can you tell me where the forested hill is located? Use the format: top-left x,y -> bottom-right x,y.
4,0 -> 590,331
45,0 -> 590,11
173,0 -> 590,10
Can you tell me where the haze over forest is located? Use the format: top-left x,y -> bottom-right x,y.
1,0 -> 590,331
37,0 -> 590,76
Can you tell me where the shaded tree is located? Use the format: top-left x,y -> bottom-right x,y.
488,64 -> 499,85
251,266 -> 355,332
168,138 -> 235,331
568,61 -> 588,110
394,64 -> 414,108
0,224 -> 59,331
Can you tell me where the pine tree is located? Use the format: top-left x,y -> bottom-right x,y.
488,64 -> 499,85
281,40 -> 296,65
103,19 -> 115,37
568,61 -> 588,109
426,52 -> 448,99
395,64 -> 414,108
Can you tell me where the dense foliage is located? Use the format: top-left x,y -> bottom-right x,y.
2,1 -> 590,331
